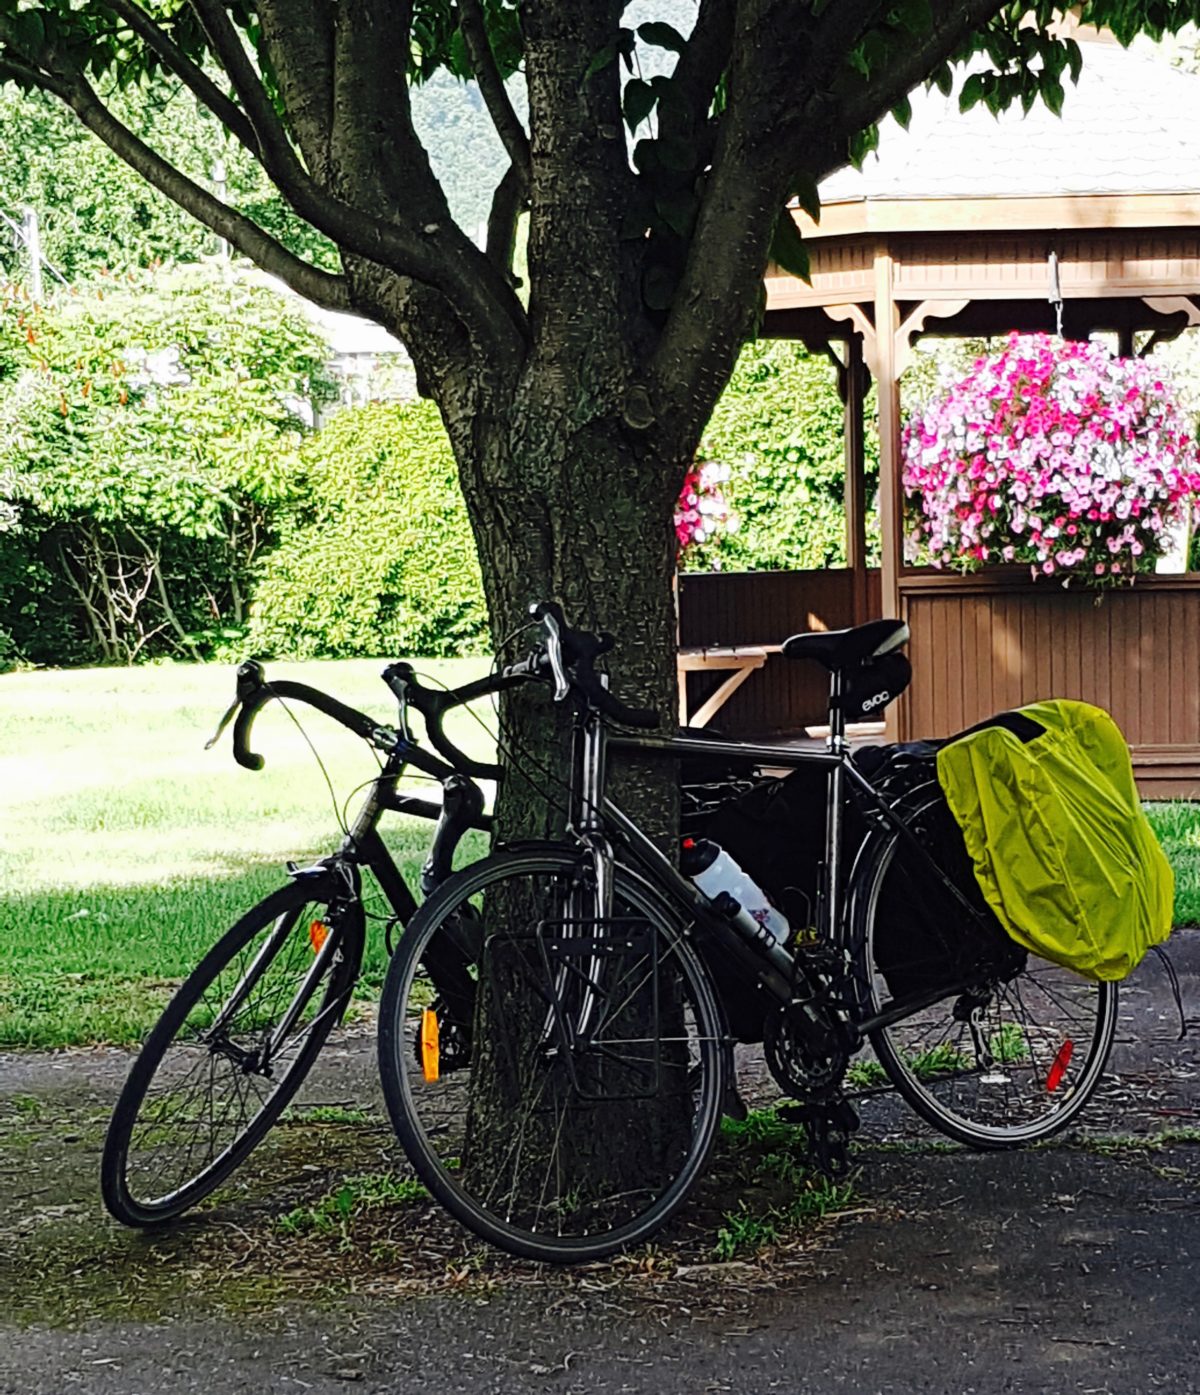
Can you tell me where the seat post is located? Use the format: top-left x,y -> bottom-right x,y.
827,668 -> 848,754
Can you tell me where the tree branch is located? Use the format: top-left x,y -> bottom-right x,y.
459,0 -> 530,191
190,0 -> 527,356
101,0 -> 258,152
807,0 -> 888,83
486,163 -> 526,280
255,0 -> 334,180
837,0 -> 1009,137
63,73 -> 352,310
657,0 -> 734,146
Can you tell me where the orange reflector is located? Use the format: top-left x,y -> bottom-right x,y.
309,919 -> 330,953
1046,1039 -> 1074,1093
421,1008 -> 440,1083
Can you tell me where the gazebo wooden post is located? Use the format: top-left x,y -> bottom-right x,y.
873,256 -> 903,585
842,332 -> 870,626
873,246 -> 904,739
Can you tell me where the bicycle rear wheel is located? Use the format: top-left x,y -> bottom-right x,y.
857,804 -> 1118,1148
377,847 -> 726,1263
102,874 -> 363,1226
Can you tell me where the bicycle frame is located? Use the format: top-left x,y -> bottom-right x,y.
209,748 -> 491,1074
577,716 -> 996,1042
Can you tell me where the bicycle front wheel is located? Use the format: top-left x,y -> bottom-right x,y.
102,874 -> 363,1226
857,809 -> 1118,1148
377,847 -> 726,1263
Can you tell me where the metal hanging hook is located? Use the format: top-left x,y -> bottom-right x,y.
1048,250 -> 1064,338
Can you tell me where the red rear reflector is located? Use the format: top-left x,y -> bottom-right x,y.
309,919 -> 329,953
1046,1039 -> 1074,1092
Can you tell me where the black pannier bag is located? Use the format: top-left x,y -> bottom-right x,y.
855,741 -> 1026,1003
681,737 -> 1024,1039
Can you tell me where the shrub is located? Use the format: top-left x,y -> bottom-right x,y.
249,401 -> 488,659
0,268 -> 333,664
684,339 -> 879,572
903,333 -> 1200,583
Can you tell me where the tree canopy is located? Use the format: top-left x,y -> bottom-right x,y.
3,1 -> 1198,722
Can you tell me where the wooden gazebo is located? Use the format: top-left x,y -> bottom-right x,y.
678,30 -> 1200,796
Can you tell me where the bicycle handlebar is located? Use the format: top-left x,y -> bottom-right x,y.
207,661 -> 453,780
381,662 -> 519,781
221,663 -> 389,771
208,600 -> 659,780
528,601 -> 661,730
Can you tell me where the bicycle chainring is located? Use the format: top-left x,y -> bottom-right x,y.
763,1002 -> 850,1104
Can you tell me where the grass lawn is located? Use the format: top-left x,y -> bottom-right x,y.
3,659 -> 1198,1049
0,657 -> 493,1047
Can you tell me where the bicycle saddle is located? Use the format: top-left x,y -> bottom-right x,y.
782,618 -> 910,671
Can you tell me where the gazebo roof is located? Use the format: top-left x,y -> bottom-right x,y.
820,36 -> 1200,206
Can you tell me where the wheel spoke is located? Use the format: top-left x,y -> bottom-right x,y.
104,881 -> 357,1224
379,852 -> 725,1261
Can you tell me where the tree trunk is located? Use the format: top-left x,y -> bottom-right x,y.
435,394 -> 699,1214
444,386 -> 686,842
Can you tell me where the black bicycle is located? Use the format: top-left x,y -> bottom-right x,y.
375,602 -> 1118,1263
101,657 -> 522,1227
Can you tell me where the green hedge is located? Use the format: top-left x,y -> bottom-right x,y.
684,339 -> 880,573
0,268 -> 332,667
248,401 -> 488,659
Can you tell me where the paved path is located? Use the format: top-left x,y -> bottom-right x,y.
1,934 -> 1196,1395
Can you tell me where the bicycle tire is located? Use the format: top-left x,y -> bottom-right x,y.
855,804 -> 1118,1148
377,847 -> 726,1263
101,874 -> 363,1226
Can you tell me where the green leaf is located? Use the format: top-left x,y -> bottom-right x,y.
654,189 -> 698,236
623,78 -> 657,131
632,138 -> 660,175
584,41 -> 618,79
1039,69 -> 1064,117
769,210 -> 810,283
891,94 -> 912,129
959,72 -> 986,111
847,122 -> 879,170
617,26 -> 636,73
791,172 -> 821,225
932,63 -> 953,97
1065,37 -> 1083,84
636,21 -> 687,54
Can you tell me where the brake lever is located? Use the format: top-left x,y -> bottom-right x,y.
204,660 -> 265,751
204,697 -> 240,752
532,604 -> 571,701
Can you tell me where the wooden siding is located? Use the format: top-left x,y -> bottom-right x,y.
677,569 -> 881,733
678,569 -> 1200,793
897,574 -> 1200,797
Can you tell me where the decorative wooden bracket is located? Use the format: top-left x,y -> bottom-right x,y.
823,303 -> 878,375
1139,296 -> 1200,357
1141,295 -> 1200,326
824,298 -> 970,379
894,299 -> 971,375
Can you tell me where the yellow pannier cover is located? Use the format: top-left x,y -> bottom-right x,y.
935,699 -> 1173,981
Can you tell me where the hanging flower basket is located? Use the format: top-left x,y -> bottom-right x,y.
902,333 -> 1200,584
675,458 -> 737,561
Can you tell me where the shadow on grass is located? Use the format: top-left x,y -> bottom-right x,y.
0,832 -> 455,1048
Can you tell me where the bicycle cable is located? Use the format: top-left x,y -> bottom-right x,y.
256,680 -> 357,838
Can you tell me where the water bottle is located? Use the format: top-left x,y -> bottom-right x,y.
681,838 -> 791,949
